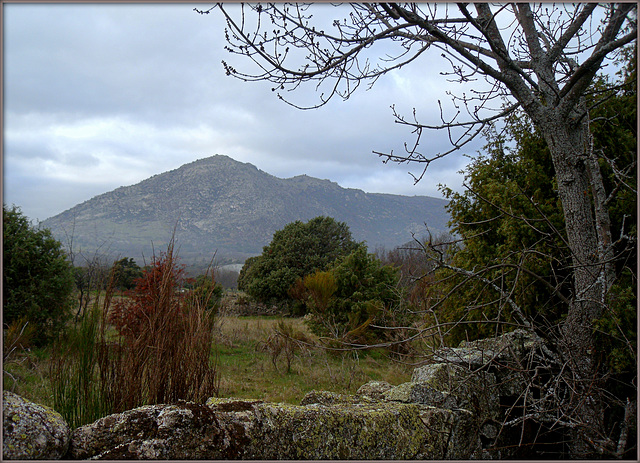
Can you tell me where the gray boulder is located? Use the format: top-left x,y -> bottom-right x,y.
210,397 -> 479,460
356,380 -> 394,401
69,401 -> 241,459
2,391 -> 70,460
410,362 -> 500,419
433,329 -> 540,368
432,329 -> 542,397
69,396 -> 480,459
299,389 -> 374,406
383,363 -> 499,420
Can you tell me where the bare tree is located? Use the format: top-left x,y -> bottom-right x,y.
201,3 -> 637,457
61,215 -> 114,321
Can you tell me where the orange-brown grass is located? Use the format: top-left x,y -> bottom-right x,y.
100,238 -> 218,413
47,237 -> 219,427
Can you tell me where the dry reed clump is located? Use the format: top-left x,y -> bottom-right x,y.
102,239 -> 219,412
49,237 -> 219,427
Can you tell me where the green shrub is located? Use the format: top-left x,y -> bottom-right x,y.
50,300 -> 110,429
3,205 -> 75,345
238,216 -> 359,309
300,245 -> 406,345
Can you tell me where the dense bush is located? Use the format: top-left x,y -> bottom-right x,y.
298,245 -> 405,345
3,205 -> 75,345
238,216 -> 359,309
435,61 -> 636,347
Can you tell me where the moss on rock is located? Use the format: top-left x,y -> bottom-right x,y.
247,401 -> 430,459
299,389 -> 378,406
69,396 -> 478,459
3,391 -> 70,460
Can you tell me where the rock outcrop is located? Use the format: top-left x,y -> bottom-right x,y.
69,401 -> 241,460
2,391 -> 70,460
68,396 -> 476,459
433,328 -> 544,397
3,329 -> 541,460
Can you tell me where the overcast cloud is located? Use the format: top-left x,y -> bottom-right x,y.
3,3 -> 479,223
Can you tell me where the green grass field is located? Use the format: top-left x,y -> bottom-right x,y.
214,315 -> 413,403
3,312 -> 414,413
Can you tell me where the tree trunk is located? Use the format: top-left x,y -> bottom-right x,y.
540,114 -> 607,457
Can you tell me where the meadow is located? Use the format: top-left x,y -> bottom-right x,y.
3,296 -> 415,417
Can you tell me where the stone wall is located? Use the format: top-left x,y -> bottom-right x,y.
3,330 -> 540,460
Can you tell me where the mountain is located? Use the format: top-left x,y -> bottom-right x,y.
41,155 -> 450,265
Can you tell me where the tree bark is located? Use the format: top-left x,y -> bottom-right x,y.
540,113 -> 607,457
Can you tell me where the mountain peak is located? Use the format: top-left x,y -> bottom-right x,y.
41,155 -> 449,263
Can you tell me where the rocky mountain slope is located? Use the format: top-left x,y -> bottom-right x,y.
41,155 -> 449,264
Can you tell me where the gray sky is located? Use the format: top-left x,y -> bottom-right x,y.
3,3 -> 482,223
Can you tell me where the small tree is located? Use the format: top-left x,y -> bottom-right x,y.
238,216 -> 359,308
112,257 -> 143,290
3,204 -> 75,345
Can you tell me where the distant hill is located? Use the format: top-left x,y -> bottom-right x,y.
41,155 -> 450,265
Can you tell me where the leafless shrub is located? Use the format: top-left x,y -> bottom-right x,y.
257,319 -> 312,373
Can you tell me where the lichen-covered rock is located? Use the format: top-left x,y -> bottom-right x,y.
459,329 -> 541,355
433,329 -> 540,368
211,397 -> 480,459
210,398 -> 434,459
247,401 -> 430,459
300,390 -> 374,406
2,391 -> 70,460
431,329 -> 541,397
386,363 -> 499,421
418,405 -> 480,459
356,380 -> 393,401
69,401 -> 240,460
384,381 -> 458,408
71,397 -> 480,459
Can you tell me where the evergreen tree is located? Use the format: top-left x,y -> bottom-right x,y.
3,205 -> 75,344
437,46 -> 636,358
238,216 -> 359,307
